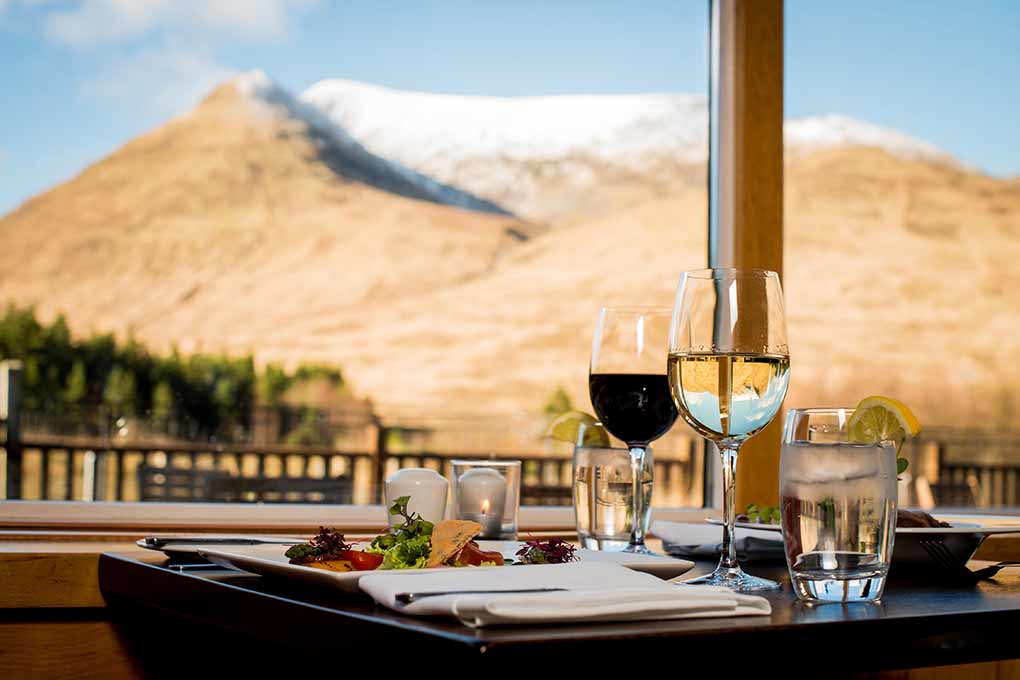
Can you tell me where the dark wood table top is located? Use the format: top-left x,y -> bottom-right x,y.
98,551 -> 1020,672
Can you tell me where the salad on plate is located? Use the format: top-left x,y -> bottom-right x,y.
284,495 -> 577,573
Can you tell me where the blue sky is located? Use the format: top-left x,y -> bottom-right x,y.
0,0 -> 1017,215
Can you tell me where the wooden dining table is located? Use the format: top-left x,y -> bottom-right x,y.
95,540 -> 1020,675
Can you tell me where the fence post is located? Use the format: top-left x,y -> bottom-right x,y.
375,422 -> 388,503
1,360 -> 24,500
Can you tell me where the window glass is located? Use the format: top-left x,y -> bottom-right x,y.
0,2 -> 709,507
784,0 -> 1020,508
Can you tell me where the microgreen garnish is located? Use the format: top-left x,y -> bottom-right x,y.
515,537 -> 578,564
310,526 -> 353,554
388,495 -> 420,524
285,526 -> 352,560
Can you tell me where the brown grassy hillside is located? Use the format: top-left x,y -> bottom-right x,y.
1,84 -> 1018,429
0,84 -> 531,352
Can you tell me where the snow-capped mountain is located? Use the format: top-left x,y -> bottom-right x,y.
236,70 -> 511,216
784,114 -> 953,163
301,80 -> 708,220
302,79 -> 709,167
1,72 -> 1016,425
301,78 -> 958,220
0,69 -> 530,357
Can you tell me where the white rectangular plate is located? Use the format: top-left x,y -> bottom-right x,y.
200,541 -> 694,593
714,513 -> 1020,535
706,512 -> 1020,568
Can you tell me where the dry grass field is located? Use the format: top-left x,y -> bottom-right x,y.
1,79 -> 1018,434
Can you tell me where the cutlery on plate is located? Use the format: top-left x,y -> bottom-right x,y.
143,536 -> 301,548
395,588 -> 567,604
968,561 -> 1020,580
919,538 -> 1020,583
167,563 -> 244,572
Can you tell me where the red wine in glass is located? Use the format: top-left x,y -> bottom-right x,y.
588,373 -> 678,446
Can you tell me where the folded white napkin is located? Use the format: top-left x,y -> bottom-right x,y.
358,563 -> 771,627
651,521 -> 784,561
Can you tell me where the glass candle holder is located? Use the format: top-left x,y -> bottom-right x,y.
451,460 -> 521,539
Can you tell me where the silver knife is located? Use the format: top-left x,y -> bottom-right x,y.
143,536 -> 301,548
395,588 -> 567,604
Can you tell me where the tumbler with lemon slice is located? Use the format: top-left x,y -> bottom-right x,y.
779,397 -> 921,603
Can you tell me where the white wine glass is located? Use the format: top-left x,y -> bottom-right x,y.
668,269 -> 790,591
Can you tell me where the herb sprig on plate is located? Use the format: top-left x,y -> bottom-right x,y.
515,537 -> 578,564
369,496 -> 435,569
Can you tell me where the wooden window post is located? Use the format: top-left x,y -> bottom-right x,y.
708,0 -> 784,510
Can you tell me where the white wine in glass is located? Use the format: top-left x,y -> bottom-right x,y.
668,269 -> 791,592
668,353 -> 789,442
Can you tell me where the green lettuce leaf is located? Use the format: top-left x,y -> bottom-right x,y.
380,534 -> 432,570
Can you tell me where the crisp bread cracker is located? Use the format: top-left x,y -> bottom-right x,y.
426,520 -> 481,568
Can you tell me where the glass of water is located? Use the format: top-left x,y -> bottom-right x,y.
780,408 -> 897,603
573,445 -> 653,551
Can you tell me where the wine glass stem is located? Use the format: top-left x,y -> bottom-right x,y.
628,446 -> 647,546
719,443 -> 741,570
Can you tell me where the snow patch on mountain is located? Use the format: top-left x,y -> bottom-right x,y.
301,78 -> 708,168
785,114 -> 953,164
302,77 -> 956,165
297,78 -> 958,219
232,70 -> 512,216
301,78 -> 955,165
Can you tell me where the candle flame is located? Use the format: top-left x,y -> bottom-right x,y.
481,499 -> 490,514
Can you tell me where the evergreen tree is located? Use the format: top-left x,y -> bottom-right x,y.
103,366 -> 137,417
257,363 -> 290,405
0,305 -> 344,441
151,381 -> 175,422
63,360 -> 88,405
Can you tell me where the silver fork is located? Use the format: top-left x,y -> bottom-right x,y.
919,538 -> 1020,582
919,538 -> 963,572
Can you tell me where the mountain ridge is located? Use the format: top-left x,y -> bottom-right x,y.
300,77 -> 961,220
234,70 -> 513,217
0,73 -> 1017,429
0,76 -> 530,348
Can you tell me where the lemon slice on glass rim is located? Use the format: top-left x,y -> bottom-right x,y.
847,396 -> 922,473
544,410 -> 611,447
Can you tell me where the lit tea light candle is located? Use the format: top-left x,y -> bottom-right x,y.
458,468 -> 506,538
474,499 -> 502,538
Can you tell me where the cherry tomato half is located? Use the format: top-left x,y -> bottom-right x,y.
342,550 -> 384,571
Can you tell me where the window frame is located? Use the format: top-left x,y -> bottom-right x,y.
0,500 -> 710,533
0,0 -> 785,530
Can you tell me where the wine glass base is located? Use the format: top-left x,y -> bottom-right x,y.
681,566 -> 781,592
619,543 -> 657,556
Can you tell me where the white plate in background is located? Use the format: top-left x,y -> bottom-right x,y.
706,513 -> 1020,568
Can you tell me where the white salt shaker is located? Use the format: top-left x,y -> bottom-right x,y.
384,468 -> 448,527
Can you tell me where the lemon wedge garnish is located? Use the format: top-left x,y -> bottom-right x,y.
544,410 -> 611,447
847,395 -> 922,454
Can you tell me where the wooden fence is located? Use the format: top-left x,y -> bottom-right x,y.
5,359 -> 1020,508
0,434 -> 700,507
